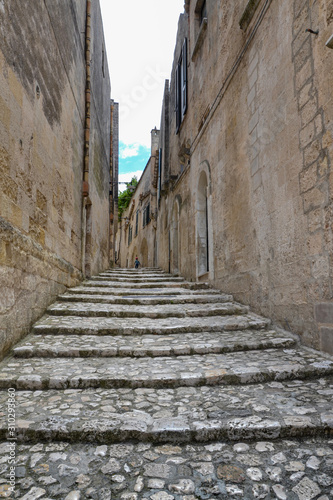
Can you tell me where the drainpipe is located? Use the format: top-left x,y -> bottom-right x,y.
81,0 -> 92,277
83,0 -> 92,201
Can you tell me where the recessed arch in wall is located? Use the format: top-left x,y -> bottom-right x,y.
196,160 -> 214,279
170,197 -> 181,275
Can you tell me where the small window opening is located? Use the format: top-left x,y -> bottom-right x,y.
102,46 -> 105,77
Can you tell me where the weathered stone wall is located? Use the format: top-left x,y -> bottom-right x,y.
154,0 -> 333,354
110,100 -> 119,265
87,0 -> 112,274
0,0 -> 111,359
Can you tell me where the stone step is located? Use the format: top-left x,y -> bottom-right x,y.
0,377 -> 332,443
1,348 -> 333,390
99,271 -> 176,277
46,302 -> 249,319
108,267 -> 164,271
66,286 -> 222,296
89,276 -> 186,283
109,267 -> 164,271
57,292 -> 234,305
32,313 -> 270,336
13,329 -> 296,358
82,280 -> 212,290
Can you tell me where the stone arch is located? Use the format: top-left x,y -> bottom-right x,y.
196,161 -> 214,279
170,197 -> 181,275
140,238 -> 148,267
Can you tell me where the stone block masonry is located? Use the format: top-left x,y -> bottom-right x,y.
149,0 -> 333,357
0,0 -> 112,359
292,0 -> 332,353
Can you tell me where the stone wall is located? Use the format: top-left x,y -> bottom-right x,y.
0,0 -> 111,359
110,100 -> 119,265
153,0 -> 333,354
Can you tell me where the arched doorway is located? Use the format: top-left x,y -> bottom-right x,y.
196,164 -> 213,279
170,198 -> 180,274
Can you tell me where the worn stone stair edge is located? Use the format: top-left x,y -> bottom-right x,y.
65,287 -> 223,296
82,281 -> 212,290
45,302 -> 249,319
89,275 -> 185,284
98,273 -> 179,278
56,293 -> 234,305
32,313 -> 271,336
0,414 -> 332,445
1,355 -> 333,390
12,331 -> 296,358
89,275 -> 186,284
1,375 -> 332,443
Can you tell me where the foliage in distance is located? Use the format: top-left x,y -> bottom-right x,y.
118,176 -> 138,219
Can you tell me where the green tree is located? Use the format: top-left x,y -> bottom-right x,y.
118,176 -> 138,219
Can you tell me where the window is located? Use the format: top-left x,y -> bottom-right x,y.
175,38 -> 187,134
158,148 -> 162,206
143,203 -> 151,228
135,210 -> 139,237
128,225 -> 132,246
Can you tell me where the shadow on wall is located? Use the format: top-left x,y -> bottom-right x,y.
140,239 -> 148,267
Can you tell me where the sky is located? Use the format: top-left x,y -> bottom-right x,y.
99,0 -> 184,189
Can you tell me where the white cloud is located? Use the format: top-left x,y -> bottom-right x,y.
120,144 -> 140,159
118,170 -> 144,192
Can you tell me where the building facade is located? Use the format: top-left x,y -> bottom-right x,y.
0,0 -> 115,359
118,0 -> 333,354
110,99 -> 120,264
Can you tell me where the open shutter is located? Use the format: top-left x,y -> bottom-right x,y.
175,65 -> 181,133
147,203 -> 150,224
158,148 -> 162,205
181,38 -> 187,118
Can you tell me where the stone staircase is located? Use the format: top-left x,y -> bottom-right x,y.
0,268 -> 332,499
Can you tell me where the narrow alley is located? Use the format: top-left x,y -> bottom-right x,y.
0,268 -> 332,499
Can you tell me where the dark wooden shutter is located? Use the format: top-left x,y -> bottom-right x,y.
158,148 -> 162,205
182,38 -> 187,118
175,65 -> 181,133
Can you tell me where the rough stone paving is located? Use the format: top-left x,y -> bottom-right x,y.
0,269 -> 332,499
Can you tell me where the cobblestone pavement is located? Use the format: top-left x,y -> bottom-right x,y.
0,268 -> 332,499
